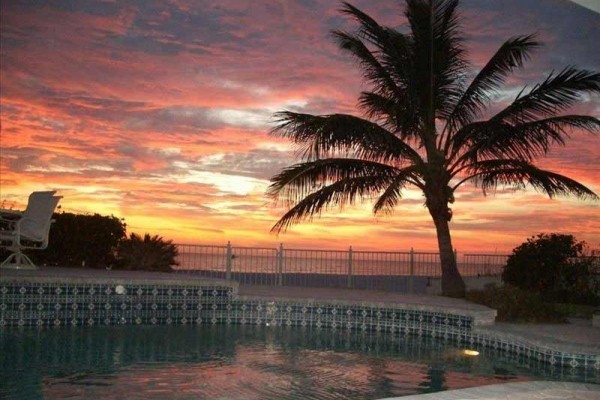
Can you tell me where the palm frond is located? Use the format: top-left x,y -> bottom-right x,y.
449,115 -> 600,170
459,159 -> 598,199
406,0 -> 467,119
431,0 -> 468,116
508,115 -> 600,159
267,158 -> 401,206
358,91 -> 398,122
271,111 -> 423,164
332,29 -> 413,106
339,2 -> 403,48
334,3 -> 412,98
358,92 -> 421,139
373,165 -> 423,214
447,120 -> 509,164
492,67 -> 600,124
445,34 -> 539,135
270,175 -> 396,233
332,30 -> 402,98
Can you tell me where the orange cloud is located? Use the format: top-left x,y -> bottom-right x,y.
1,0 -> 599,254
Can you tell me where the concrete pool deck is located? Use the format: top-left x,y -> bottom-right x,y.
2,267 -> 599,399
381,381 -> 600,400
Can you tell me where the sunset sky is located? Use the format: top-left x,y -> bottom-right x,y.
1,0 -> 598,253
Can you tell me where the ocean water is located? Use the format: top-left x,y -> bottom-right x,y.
173,249 -> 506,291
175,251 -> 444,276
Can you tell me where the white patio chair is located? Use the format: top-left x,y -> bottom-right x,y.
0,191 -> 62,269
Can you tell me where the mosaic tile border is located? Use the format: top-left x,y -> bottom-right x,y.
1,280 -> 598,370
0,282 -> 472,330
236,293 -> 496,327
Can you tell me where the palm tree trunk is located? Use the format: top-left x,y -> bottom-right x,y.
432,214 -> 466,297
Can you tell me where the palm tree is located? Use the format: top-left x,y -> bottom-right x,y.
117,233 -> 179,272
267,0 -> 600,297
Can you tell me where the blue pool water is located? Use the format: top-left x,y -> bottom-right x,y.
0,325 -> 597,399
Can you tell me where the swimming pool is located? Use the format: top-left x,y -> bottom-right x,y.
2,324 -> 596,400
1,269 -> 598,399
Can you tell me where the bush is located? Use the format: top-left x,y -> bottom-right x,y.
0,211 -> 181,272
116,233 -> 179,272
33,212 -> 126,268
502,233 -> 599,305
466,285 -> 566,323
553,303 -> 596,319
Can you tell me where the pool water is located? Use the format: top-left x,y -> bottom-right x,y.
0,325 -> 596,399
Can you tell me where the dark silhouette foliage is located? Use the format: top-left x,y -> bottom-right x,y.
466,284 -> 567,323
502,233 -> 599,305
1,211 -> 181,272
116,233 -> 179,272
31,212 -> 126,268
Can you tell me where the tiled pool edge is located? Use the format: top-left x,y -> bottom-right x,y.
237,293 -> 600,370
236,293 -> 497,327
467,328 -> 599,370
1,276 -> 598,371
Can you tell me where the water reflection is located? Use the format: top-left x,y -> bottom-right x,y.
0,325 -> 595,399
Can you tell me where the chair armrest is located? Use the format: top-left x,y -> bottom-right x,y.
0,208 -> 22,213
0,209 -> 23,218
0,213 -> 21,231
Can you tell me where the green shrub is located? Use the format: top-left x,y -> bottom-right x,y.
502,233 -> 599,305
553,303 -> 596,319
116,233 -> 179,272
466,285 -> 567,323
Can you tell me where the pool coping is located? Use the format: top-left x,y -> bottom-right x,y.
0,267 -> 240,292
237,290 -> 496,327
378,381 -> 600,400
475,320 -> 600,356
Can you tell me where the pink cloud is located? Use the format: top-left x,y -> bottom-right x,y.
1,0 -> 598,253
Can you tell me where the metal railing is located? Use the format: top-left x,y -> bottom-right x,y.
461,253 -> 510,277
174,242 -> 511,293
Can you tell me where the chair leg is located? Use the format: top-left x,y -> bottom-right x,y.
0,250 -> 37,270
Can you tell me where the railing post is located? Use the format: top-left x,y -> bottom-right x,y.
409,247 -> 414,294
347,245 -> 353,288
226,241 -> 232,281
277,243 -> 284,286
